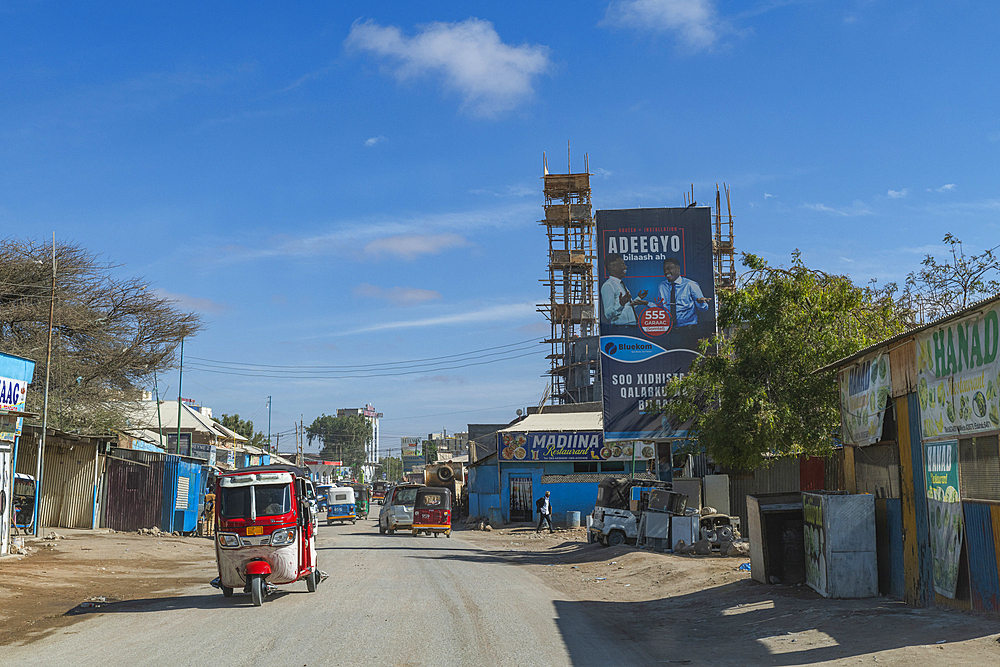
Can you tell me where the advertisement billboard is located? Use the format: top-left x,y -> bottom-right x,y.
915,305 -> 1000,439
401,436 -> 422,457
498,431 -> 656,462
596,207 -> 716,441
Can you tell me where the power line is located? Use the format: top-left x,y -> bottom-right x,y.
185,337 -> 543,371
184,350 -> 540,379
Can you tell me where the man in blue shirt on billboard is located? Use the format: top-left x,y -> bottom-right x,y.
657,257 -> 710,329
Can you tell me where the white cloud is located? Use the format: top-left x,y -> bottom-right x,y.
352,283 -> 442,306
339,302 -> 538,335
887,188 -> 908,198
365,135 -> 386,147
152,288 -> 225,314
935,183 -> 956,192
594,168 -> 613,179
764,193 -> 774,199
602,0 -> 721,50
802,200 -> 873,217
345,18 -> 551,117
363,233 -> 472,260
215,202 -> 535,263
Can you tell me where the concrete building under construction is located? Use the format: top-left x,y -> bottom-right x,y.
537,151 -> 599,405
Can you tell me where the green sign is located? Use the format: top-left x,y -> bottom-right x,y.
924,439 -> 962,599
916,307 -> 1000,438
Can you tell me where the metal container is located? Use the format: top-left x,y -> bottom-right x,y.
566,510 -> 581,528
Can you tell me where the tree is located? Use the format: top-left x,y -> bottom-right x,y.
0,238 -> 202,432
904,234 -> 1000,325
663,252 -> 909,470
219,413 -> 269,449
377,455 -> 402,482
423,439 -> 438,465
306,413 -> 371,474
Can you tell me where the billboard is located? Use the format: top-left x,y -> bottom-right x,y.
498,431 -> 656,462
596,207 -> 716,441
401,436 -> 422,457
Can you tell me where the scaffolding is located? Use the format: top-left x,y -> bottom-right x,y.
714,183 -> 736,289
537,147 -> 598,405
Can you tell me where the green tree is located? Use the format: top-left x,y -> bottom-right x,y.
0,238 -> 201,432
219,413 -> 269,449
663,252 -> 909,470
904,234 -> 1000,325
423,439 -> 438,465
306,413 -> 371,474
378,455 -> 402,481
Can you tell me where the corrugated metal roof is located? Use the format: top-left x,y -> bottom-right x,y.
497,411 -> 602,432
816,293 -> 1000,374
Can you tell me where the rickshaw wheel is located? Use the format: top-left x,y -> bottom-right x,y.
379,523 -> 386,534
222,585 -> 233,598
250,575 -> 264,607
307,569 -> 318,593
433,532 -> 438,538
352,520 -> 356,524
446,532 -> 451,538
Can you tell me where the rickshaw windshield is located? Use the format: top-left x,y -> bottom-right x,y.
219,483 -> 291,519
256,484 -> 292,516
393,487 -> 418,505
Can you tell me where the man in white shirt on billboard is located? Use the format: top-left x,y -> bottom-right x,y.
601,253 -> 647,333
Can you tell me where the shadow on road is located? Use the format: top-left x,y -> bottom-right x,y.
65,588 -> 305,616
552,582 -> 998,666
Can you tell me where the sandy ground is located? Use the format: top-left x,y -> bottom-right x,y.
0,528 -> 216,647
2,522 -> 999,665
456,522 -> 1000,666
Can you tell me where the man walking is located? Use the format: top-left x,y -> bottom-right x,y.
536,490 -> 554,534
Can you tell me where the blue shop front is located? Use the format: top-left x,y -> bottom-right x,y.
494,412 -> 655,523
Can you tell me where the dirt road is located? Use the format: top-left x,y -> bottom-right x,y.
1,522 -> 998,665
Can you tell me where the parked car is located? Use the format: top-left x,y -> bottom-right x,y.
378,483 -> 423,534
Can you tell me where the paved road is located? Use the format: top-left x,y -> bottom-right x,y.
5,517 -> 653,667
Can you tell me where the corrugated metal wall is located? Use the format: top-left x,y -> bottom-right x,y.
962,501 -> 1000,612
15,432 -> 101,529
104,448 -> 165,532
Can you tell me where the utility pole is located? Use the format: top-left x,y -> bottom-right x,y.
34,233 -> 56,537
175,337 -> 184,455
266,396 -> 271,452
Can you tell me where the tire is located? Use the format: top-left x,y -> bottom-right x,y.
379,523 -> 386,534
352,520 -> 357,525
446,532 -> 451,538
251,575 -> 264,607
222,585 -> 233,598
388,529 -> 395,535
327,520 -> 332,526
307,569 -> 317,593
608,531 -> 626,547
433,532 -> 439,538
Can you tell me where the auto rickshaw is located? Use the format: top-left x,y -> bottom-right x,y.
411,486 -> 452,538
372,480 -> 388,504
326,486 -> 356,525
211,464 -> 320,606
352,484 -> 369,520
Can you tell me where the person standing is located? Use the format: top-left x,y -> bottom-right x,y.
203,491 -> 216,537
601,254 -> 648,333
536,490 -> 554,534
657,257 -> 710,329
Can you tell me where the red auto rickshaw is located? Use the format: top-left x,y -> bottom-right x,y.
411,486 -> 452,538
212,465 -> 321,606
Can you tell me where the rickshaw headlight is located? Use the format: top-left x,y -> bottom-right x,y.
270,527 -> 295,546
218,533 -> 241,548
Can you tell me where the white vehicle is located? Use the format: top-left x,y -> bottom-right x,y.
378,484 -> 422,534
588,477 -> 670,547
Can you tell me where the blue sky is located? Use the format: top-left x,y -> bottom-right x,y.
2,1 -> 997,455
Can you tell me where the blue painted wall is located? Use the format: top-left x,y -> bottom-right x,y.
540,481 -> 600,523
964,501 -> 1000,612
0,353 -> 36,382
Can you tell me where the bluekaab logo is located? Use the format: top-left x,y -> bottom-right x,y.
600,336 -> 667,363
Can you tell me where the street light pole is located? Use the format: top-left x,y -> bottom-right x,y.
175,337 -> 184,455
33,234 -> 56,537
267,395 -> 271,452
